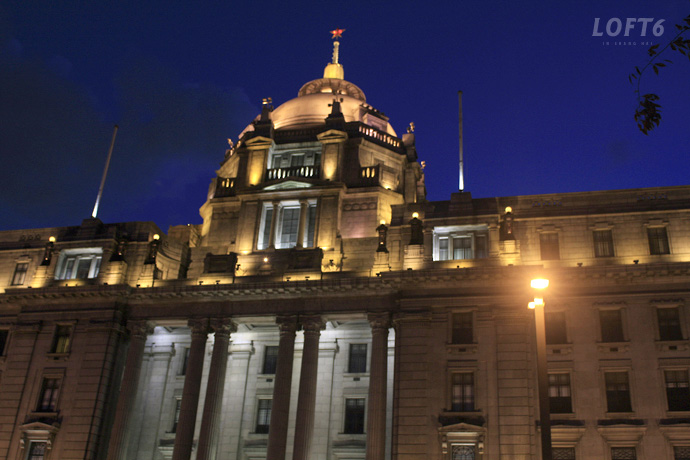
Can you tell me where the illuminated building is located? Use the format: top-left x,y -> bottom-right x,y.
1,38 -> 690,460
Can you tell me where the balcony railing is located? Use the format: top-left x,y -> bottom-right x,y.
267,165 -> 319,180
215,177 -> 236,198
358,164 -> 380,187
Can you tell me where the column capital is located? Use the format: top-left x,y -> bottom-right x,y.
368,312 -> 391,332
276,315 -> 299,335
210,318 -> 237,336
188,318 -> 211,336
299,199 -> 310,206
300,315 -> 325,333
127,320 -> 154,339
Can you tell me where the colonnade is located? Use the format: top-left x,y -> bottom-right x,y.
106,313 -> 391,460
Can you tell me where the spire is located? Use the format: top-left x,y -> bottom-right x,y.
324,28 -> 345,80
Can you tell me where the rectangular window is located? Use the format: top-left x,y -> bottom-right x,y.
259,208 -> 274,250
648,227 -> 670,255
344,398 -> 365,434
665,370 -> 690,411
675,446 -> 690,460
605,371 -> 632,413
451,373 -> 475,412
658,308 -> 683,341
55,249 -> 103,280
348,344 -> 367,374
50,325 -> 72,354
258,202 -> 317,250
37,377 -> 61,412
611,447 -> 636,460
540,233 -> 560,260
11,262 -> 29,285
27,442 -> 47,460
451,312 -> 473,344
593,230 -> 614,257
452,237 -> 472,260
548,373 -> 573,413
262,346 -> 279,375
0,329 -> 8,356
171,398 -> 181,433
545,311 -> 567,344
433,227 -> 489,261
279,207 -> 300,248
438,238 -> 449,261
256,399 -> 272,433
553,448 -> 576,460
600,310 -> 624,343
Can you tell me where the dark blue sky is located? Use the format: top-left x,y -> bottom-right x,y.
2,1 -> 689,232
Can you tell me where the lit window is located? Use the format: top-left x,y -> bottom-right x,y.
605,371 -> 632,413
674,446 -> 690,460
262,346 -> 279,375
256,399 -> 272,433
665,370 -> 690,411
648,227 -> 670,255
55,248 -> 103,280
171,398 -> 181,433
348,344 -> 367,374
344,398 -> 365,434
27,442 -> 48,460
540,233 -> 560,260
37,377 -> 61,412
553,448 -> 576,460
599,310 -> 624,343
11,262 -> 29,285
611,447 -> 636,460
545,311 -> 567,344
0,329 -> 8,356
257,201 -> 317,250
658,308 -> 683,341
451,312 -> 473,344
50,325 -> 72,354
548,373 -> 573,413
451,373 -> 474,412
593,230 -> 614,257
433,226 -> 489,261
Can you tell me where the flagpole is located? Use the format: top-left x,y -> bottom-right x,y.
92,125 -> 118,218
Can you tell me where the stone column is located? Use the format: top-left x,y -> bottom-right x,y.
107,320 -> 153,460
291,316 -> 325,460
266,315 -> 298,460
269,201 -> 280,249
296,200 -> 309,249
366,313 -> 391,460
196,318 -> 236,460
172,319 -> 210,460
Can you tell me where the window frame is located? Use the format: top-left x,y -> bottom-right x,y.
257,200 -> 318,250
35,373 -> 63,414
449,371 -> 475,413
49,323 -> 74,355
255,398 -> 272,434
26,441 -> 49,460
599,309 -> 626,343
170,397 -> 182,433
54,248 -> 103,280
656,306 -> 685,341
450,311 -> 474,345
610,446 -> 637,460
262,345 -> 279,375
664,369 -> 690,412
539,232 -> 561,261
343,397 -> 366,434
347,343 -> 368,374
603,370 -> 633,414
432,225 -> 490,262
593,229 -> 615,258
545,310 -> 568,345
0,328 -> 9,357
647,225 -> 671,255
11,261 -> 30,286
548,372 -> 573,414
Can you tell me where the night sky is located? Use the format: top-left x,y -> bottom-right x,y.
2,1 -> 689,232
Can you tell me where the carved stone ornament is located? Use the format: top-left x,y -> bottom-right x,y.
210,317 -> 237,336
127,320 -> 154,339
188,318 -> 211,336
276,315 -> 299,335
368,312 -> 391,332
300,315 -> 326,333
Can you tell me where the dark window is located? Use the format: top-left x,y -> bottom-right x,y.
28,442 -> 47,460
344,398 -> 365,434
648,227 -> 670,255
256,399 -> 272,433
37,377 -> 60,412
260,208 -> 274,250
611,447 -> 636,460
545,311 -> 567,344
658,308 -> 683,341
348,344 -> 367,374
553,448 -> 576,460
451,373 -> 474,412
0,329 -> 8,356
593,230 -> 614,257
11,262 -> 28,285
171,398 -> 181,433
540,233 -> 560,260
451,445 -> 476,460
675,446 -> 690,460
600,310 -> 624,342
51,325 -> 72,354
665,370 -> 690,411
262,346 -> 279,375
452,237 -> 472,260
605,372 -> 632,413
452,312 -> 473,344
548,373 -> 573,413
179,347 -> 190,375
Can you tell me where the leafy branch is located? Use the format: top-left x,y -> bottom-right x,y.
629,14 -> 690,134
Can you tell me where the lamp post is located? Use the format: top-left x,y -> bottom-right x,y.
530,278 -> 552,460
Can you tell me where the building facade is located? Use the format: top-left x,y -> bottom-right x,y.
1,43 -> 690,460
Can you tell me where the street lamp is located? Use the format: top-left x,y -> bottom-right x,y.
530,278 -> 552,460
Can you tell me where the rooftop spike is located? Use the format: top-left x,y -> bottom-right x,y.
324,28 -> 345,80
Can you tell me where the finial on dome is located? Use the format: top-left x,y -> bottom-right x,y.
324,28 -> 345,80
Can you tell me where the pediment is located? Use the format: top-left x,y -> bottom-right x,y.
438,422 -> 485,434
264,180 -> 313,190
